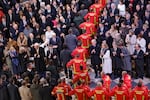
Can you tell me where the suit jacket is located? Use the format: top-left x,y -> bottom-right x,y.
133,49 -> 144,66
7,83 -> 21,100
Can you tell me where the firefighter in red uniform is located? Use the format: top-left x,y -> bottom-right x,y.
77,33 -> 92,49
131,80 -> 148,100
122,71 -> 132,90
101,72 -> 111,90
60,78 -> 72,100
66,54 -> 87,75
69,81 -> 90,100
71,41 -> 88,62
52,79 -> 68,100
88,82 -> 109,100
110,83 -> 129,100
84,10 -> 98,25
79,21 -> 96,36
72,66 -> 90,85
90,3 -> 103,16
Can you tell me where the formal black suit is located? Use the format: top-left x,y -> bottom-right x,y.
89,45 -> 101,77
7,83 -> 21,100
111,48 -> 123,77
133,49 -> 144,79
31,47 -> 46,73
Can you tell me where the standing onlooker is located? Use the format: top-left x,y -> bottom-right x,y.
119,43 -> 132,73
100,42 -> 112,76
117,0 -> 126,17
89,39 -> 101,78
19,80 -> 32,100
7,77 -> 21,100
125,30 -> 137,55
136,33 -> 146,53
133,44 -> 144,79
30,43 -> 46,74
111,42 -> 123,78
60,44 -> 72,76
9,46 -> 21,76
145,43 -> 150,77
64,28 -> 77,51
30,78 -> 41,100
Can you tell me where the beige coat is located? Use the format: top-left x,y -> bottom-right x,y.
19,86 -> 32,100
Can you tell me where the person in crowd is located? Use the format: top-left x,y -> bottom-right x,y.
111,42 -> 123,78
17,32 -> 28,47
30,43 -> 46,74
64,28 -> 77,51
100,42 -> 112,76
19,80 -> 32,100
30,78 -> 41,100
145,43 -> 150,77
89,39 -> 101,78
122,71 -> 132,90
60,44 -> 72,77
9,46 -> 21,76
125,29 -> 137,55
119,42 -> 132,73
39,78 -> 55,100
133,44 -> 145,79
7,77 -> 21,100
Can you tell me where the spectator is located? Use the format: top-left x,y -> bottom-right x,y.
133,44 -> 144,79
89,39 -> 101,78
17,32 -> 28,47
64,28 -> 77,51
100,42 -> 112,76
19,80 -> 32,100
7,77 -> 21,100
125,29 -> 137,55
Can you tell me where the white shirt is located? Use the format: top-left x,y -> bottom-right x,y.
136,38 -> 146,53
45,30 -> 55,43
118,4 -> 126,17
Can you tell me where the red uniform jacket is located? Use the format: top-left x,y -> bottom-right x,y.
98,0 -> 106,8
123,73 -> 132,89
79,22 -> 96,36
69,85 -> 90,100
71,46 -> 88,62
90,4 -> 103,16
88,86 -> 109,100
60,82 -> 71,95
0,10 -> 4,22
77,33 -> 92,49
66,58 -> 87,74
102,75 -> 111,90
110,86 -> 129,100
52,84 -> 67,100
84,12 -> 98,25
131,86 -> 148,100
72,71 -> 90,85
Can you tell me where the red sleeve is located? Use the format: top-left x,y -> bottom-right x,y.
87,90 -> 94,97
84,13 -> 88,20
72,75 -> 79,83
51,87 -> 56,95
71,49 -> 77,57
66,60 -> 73,68
69,89 -> 75,96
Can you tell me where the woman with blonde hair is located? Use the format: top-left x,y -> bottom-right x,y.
100,42 -> 112,76
17,32 -> 27,47
9,46 -> 21,76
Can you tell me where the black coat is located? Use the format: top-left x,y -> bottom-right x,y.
0,84 -> 9,100
31,47 -> 46,73
60,49 -> 72,66
89,45 -> 101,65
7,83 -> 21,100
111,48 -> 123,69
39,85 -> 55,100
